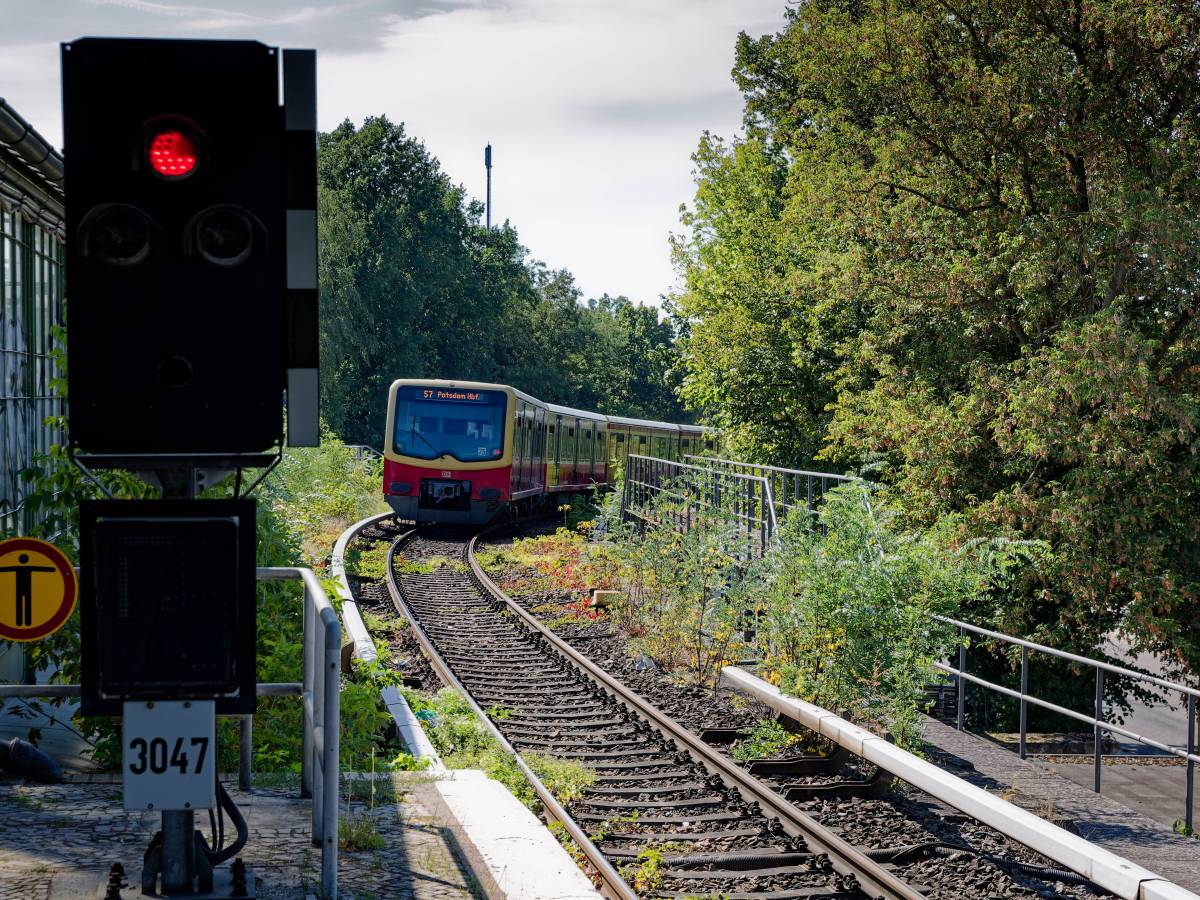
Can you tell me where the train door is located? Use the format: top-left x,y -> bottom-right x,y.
596,427 -> 606,483
548,415 -> 561,489
583,421 -> 594,484
534,407 -> 546,490
512,401 -> 523,492
651,431 -> 668,459
568,419 -> 579,486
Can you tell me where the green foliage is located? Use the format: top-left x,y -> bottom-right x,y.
730,720 -> 802,762
751,483 -> 1035,748
622,847 -> 665,894
401,688 -> 593,808
525,753 -> 596,805
260,425 -> 386,563
673,2 -> 1200,682
347,543 -> 391,581
606,498 -> 750,686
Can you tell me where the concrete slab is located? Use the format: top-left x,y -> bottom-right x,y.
434,770 -> 600,900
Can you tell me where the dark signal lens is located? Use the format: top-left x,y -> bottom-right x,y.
84,205 -> 153,267
194,207 -> 254,267
148,130 -> 197,178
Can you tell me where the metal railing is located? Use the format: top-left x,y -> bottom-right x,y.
685,455 -> 855,526
935,614 -> 1199,831
622,454 -> 778,556
346,445 -> 382,462
0,566 -> 341,898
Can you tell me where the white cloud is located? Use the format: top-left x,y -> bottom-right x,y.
320,0 -> 784,301
3,0 -> 786,304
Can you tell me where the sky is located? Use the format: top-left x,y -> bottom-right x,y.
0,0 -> 787,305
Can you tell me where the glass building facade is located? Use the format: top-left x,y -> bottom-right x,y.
0,106 -> 65,538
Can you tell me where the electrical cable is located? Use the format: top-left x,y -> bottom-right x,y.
204,780 -> 248,866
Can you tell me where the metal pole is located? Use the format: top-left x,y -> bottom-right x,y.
239,716 -> 253,792
311,606 -> 325,846
484,143 -> 493,229
1019,646 -> 1028,760
322,607 -> 341,900
301,581 -> 315,800
957,627 -> 966,731
1094,668 -> 1104,793
1187,694 -> 1195,833
161,810 -> 195,893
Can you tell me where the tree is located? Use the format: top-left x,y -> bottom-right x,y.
676,1 -> 1200,676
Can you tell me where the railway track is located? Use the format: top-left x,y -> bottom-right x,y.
385,524 -> 930,900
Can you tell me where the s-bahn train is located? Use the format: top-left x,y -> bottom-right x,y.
383,379 -> 715,524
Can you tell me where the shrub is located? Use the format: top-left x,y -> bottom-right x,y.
606,497 -> 751,686
751,481 -> 1034,748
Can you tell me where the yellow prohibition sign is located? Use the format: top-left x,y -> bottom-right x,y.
0,537 -> 78,642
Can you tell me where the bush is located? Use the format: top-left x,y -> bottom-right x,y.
750,482 -> 1033,748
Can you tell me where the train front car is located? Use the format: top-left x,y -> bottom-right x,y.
383,380 -> 540,525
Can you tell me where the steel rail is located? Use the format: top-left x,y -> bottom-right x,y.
465,527 -> 926,900
384,528 -> 638,900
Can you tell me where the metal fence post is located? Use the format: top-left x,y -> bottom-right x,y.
957,627 -> 966,731
239,716 -> 253,791
301,580 -> 315,800
1188,695 -> 1196,833
1019,646 -> 1028,760
311,606 -> 326,846
321,607 -> 341,900
1094,668 -> 1104,793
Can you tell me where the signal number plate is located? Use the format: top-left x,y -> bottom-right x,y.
123,700 -> 215,811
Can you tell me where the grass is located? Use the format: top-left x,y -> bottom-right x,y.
347,542 -> 392,581
339,811 -> 387,852
401,687 -> 595,808
730,720 -> 803,762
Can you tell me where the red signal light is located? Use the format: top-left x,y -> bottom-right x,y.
147,129 -> 197,178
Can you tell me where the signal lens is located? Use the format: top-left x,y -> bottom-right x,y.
148,130 -> 197,178
194,207 -> 254,267
84,205 -> 153,267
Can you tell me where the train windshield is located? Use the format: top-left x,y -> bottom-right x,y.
392,387 -> 507,462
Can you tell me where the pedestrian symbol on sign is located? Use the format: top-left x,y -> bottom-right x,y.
0,538 -> 78,642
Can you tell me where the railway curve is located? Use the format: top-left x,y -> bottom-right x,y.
384,524 -> 927,900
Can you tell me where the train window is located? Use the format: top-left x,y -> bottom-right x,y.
393,386 -> 507,462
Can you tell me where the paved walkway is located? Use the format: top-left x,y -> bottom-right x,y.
0,773 -> 495,899
922,716 -> 1200,892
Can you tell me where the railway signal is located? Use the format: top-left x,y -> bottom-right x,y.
61,37 -> 318,456
61,37 -> 318,897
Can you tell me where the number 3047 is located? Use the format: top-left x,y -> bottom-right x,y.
127,736 -> 209,775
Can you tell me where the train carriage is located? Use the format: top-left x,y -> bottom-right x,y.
384,380 -> 548,524
383,378 -> 714,524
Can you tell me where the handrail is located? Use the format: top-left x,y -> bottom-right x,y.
257,566 -> 340,899
0,568 -> 341,898
686,455 -> 856,483
622,453 -> 778,554
936,614 -> 1198,833
934,614 -> 1200,700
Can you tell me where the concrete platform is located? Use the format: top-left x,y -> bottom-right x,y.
921,716 -> 1200,893
432,770 -> 599,900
